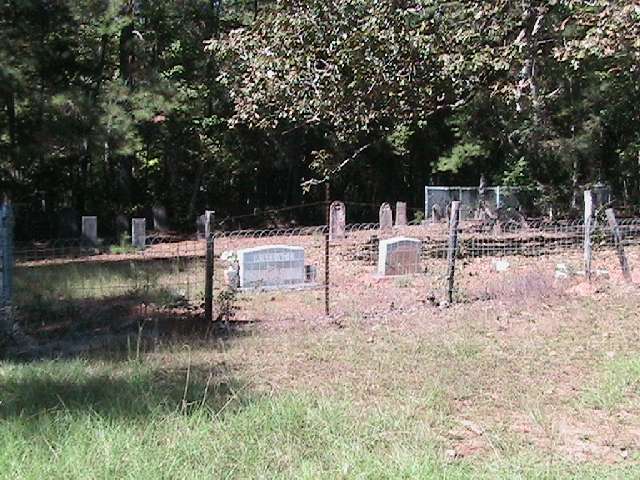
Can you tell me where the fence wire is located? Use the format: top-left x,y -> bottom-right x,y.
7,216 -> 640,339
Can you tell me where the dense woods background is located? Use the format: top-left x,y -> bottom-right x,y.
1,0 -> 638,238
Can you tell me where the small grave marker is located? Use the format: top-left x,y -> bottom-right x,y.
377,237 -> 421,276
379,203 -> 393,233
81,216 -> 98,244
237,245 -> 306,289
132,218 -> 146,248
329,201 -> 346,240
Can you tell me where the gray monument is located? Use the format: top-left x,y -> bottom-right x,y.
377,237 -> 421,276
81,216 -> 98,244
395,202 -> 407,226
132,218 -> 146,248
237,245 -> 306,289
329,201 -> 346,241
379,203 -> 393,233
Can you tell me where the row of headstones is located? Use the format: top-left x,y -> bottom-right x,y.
78,216 -> 147,248
229,236 -> 422,289
55,206 -> 169,238
330,201 -> 408,240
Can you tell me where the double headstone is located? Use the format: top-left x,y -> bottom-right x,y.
81,216 -> 98,245
132,218 -> 146,248
395,202 -> 407,226
377,237 -> 421,276
237,245 -> 306,289
379,203 -> 393,233
329,201 -> 346,241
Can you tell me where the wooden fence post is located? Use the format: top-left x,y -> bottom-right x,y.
605,208 -> 632,282
204,210 -> 215,323
583,190 -> 593,281
446,201 -> 461,304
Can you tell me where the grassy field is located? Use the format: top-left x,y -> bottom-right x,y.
2,282 -> 640,479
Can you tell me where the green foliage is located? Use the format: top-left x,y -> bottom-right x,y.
436,143 -> 488,174
1,0 -> 639,230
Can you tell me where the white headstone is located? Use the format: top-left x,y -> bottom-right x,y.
395,202 -> 407,226
329,201 -> 346,240
379,203 -> 393,233
377,237 -> 421,276
132,218 -> 146,248
237,245 -> 305,289
81,216 -> 98,244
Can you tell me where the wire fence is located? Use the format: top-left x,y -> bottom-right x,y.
5,207 -> 640,344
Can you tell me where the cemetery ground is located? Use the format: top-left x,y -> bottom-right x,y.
2,252 -> 640,478
1,284 -> 639,478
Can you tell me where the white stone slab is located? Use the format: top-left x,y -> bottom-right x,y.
377,237 -> 421,276
238,245 -> 306,289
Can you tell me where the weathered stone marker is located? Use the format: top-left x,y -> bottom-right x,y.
377,237 -> 421,276
395,202 -> 407,226
379,203 -> 393,233
237,245 -> 305,289
329,201 -> 346,240
81,216 -> 98,244
132,218 -> 146,248
152,205 -> 169,231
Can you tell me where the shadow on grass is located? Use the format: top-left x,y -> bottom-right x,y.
0,359 -> 249,420
7,255 -> 256,360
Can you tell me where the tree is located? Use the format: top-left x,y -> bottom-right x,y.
214,0 -> 490,185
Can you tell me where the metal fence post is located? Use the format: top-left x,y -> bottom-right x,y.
204,210 -> 215,323
583,190 -> 593,281
445,201 -> 461,304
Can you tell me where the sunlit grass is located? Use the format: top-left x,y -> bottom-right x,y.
583,355 -> 640,411
1,359 -> 638,480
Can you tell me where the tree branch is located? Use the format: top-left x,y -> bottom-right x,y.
301,143 -> 372,188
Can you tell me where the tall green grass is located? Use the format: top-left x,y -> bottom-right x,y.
1,359 -> 637,479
